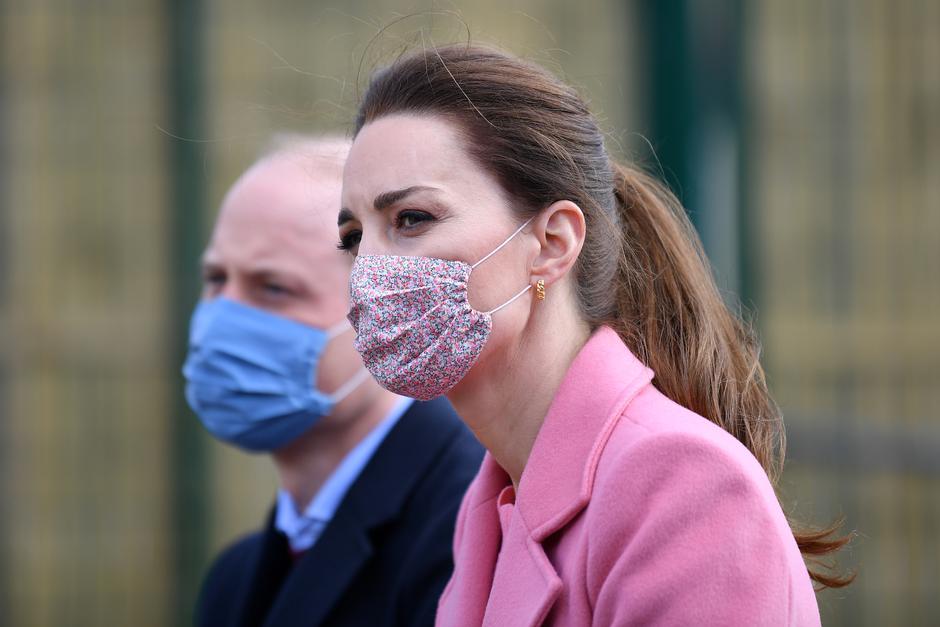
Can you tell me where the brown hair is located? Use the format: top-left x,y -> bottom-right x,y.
354,43 -> 852,588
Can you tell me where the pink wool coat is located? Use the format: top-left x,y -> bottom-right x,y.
437,327 -> 820,626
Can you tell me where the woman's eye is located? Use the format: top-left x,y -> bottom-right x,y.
337,230 -> 361,253
395,210 -> 433,229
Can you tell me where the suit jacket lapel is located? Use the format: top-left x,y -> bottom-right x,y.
264,398 -> 467,626
234,510 -> 293,627
264,506 -> 373,626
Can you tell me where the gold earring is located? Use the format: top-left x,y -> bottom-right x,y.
535,279 -> 546,301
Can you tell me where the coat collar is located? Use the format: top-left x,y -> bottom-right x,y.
447,327 -> 653,627
516,325 -> 654,540
466,327 -> 654,537
257,398 -> 465,626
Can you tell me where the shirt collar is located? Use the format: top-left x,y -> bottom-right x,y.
275,396 -> 413,551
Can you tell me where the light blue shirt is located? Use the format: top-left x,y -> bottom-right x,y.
275,397 -> 413,553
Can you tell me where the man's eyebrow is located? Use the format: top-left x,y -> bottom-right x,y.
246,267 -> 294,282
373,185 -> 439,211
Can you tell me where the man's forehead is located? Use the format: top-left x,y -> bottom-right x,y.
210,170 -> 348,268
227,156 -> 342,225
208,213 -> 345,266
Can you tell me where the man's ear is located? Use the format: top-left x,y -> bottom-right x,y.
529,200 -> 586,288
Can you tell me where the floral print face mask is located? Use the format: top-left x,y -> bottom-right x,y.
347,218 -> 534,400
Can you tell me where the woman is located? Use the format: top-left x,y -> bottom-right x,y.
338,44 -> 849,626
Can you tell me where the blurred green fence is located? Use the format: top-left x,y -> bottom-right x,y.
1,1 -> 937,625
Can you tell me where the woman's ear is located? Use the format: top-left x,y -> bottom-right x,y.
530,200 -> 586,287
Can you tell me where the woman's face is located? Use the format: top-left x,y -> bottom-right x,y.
339,113 -> 537,317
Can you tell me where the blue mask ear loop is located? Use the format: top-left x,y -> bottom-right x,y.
325,319 -> 353,340
467,217 -> 536,316
328,368 -> 372,403
322,319 -> 372,403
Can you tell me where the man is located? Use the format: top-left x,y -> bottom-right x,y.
184,136 -> 483,627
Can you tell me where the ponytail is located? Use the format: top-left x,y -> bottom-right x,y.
609,161 -> 853,588
611,163 -> 770,474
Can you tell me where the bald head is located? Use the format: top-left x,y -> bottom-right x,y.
257,134 -> 350,180
201,136 -> 353,328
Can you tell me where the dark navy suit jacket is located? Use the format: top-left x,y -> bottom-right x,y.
195,398 -> 483,627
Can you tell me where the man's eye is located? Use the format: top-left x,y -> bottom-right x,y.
204,273 -> 225,287
263,283 -> 288,296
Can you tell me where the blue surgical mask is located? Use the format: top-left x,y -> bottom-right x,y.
182,297 -> 370,452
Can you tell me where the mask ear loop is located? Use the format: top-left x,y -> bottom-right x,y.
319,319 -> 371,403
326,319 -> 352,339
329,367 -> 372,403
470,216 -> 536,315
470,217 -> 535,270
483,284 -> 532,315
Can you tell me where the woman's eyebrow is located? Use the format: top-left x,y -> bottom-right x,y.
339,185 -> 442,225
373,185 -> 440,210
337,208 -> 356,226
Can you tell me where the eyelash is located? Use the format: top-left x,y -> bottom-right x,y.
337,231 -> 361,252
394,209 -> 434,229
337,210 -> 435,253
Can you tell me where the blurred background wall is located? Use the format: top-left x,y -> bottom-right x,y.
1,1 -> 937,625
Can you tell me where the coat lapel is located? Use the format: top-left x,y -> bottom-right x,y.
449,454 -> 565,627
450,327 -> 654,627
440,455 -> 508,626
482,505 -> 563,627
